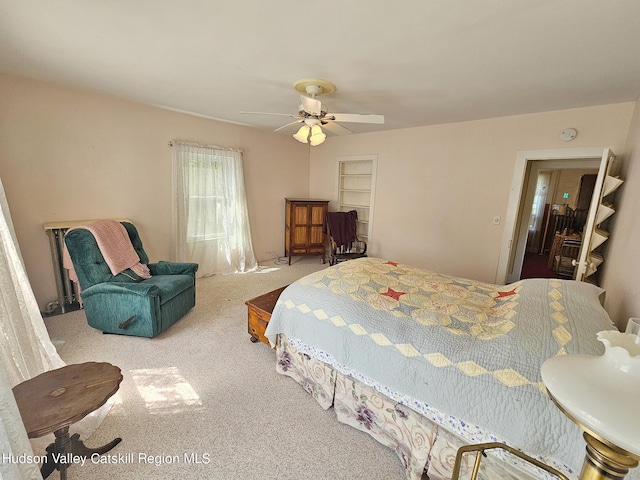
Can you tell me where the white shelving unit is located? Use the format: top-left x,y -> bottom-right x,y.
336,155 -> 377,243
574,149 -> 623,283
583,173 -> 623,279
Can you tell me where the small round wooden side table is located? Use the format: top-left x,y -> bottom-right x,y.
12,362 -> 123,480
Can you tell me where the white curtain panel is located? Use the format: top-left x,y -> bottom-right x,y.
0,181 -> 64,386
0,365 -> 42,480
0,177 -> 63,479
526,171 -> 551,253
171,141 -> 257,277
0,178 -> 111,469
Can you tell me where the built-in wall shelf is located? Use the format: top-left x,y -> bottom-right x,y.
336,155 -> 377,243
582,170 -> 623,281
341,203 -> 371,209
595,204 -> 615,226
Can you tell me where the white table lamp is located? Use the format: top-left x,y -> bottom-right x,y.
541,330 -> 640,479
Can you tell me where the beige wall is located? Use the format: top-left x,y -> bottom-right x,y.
0,74 -> 310,310
601,99 -> 640,328
309,104 -> 634,294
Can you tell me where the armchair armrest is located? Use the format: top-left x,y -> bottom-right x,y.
81,282 -> 160,300
148,261 -> 198,277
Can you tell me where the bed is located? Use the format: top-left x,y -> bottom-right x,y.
264,257 -> 618,480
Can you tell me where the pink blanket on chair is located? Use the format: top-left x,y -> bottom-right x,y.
63,220 -> 151,282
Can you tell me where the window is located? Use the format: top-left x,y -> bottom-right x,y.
171,141 -> 256,276
182,154 -> 232,242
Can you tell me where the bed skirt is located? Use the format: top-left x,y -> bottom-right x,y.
274,334 -> 576,480
275,334 -> 483,480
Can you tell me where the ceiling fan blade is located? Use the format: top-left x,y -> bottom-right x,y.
274,119 -> 304,132
300,95 -> 322,116
328,113 -> 385,124
240,111 -> 297,117
322,121 -> 352,136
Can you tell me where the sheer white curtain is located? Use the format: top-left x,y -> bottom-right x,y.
0,188 -> 64,385
527,171 -> 551,253
171,141 -> 257,277
0,177 -> 63,479
0,365 -> 41,480
0,178 -> 111,476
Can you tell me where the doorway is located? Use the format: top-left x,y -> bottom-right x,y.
519,168 -> 598,280
495,147 -> 612,285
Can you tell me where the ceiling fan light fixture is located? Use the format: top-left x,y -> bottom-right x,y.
293,125 -> 310,143
241,79 -> 383,144
309,125 -> 326,146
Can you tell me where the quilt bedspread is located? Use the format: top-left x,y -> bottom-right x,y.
265,257 -> 615,472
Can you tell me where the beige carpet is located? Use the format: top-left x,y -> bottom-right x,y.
42,257 -> 406,480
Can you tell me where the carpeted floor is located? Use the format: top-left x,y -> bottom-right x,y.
42,257 -> 406,480
519,252 -> 559,279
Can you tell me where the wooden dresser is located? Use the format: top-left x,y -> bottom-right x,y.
285,198 -> 329,265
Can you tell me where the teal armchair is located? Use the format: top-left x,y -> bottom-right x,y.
64,222 -> 198,338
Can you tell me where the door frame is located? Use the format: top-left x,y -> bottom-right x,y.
495,147 -> 611,284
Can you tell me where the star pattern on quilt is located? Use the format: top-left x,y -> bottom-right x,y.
495,288 -> 518,298
300,258 -> 521,340
381,287 -> 406,301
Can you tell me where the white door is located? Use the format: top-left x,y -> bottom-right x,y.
574,149 -> 620,281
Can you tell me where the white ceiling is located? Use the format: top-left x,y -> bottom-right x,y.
1,1 -> 640,137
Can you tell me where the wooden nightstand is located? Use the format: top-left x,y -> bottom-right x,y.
246,286 -> 288,346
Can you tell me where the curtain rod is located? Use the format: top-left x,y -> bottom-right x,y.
168,140 -> 243,153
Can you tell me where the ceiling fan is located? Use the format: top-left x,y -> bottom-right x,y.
241,79 -> 384,146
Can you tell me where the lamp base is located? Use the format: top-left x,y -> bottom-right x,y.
579,433 -> 639,480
